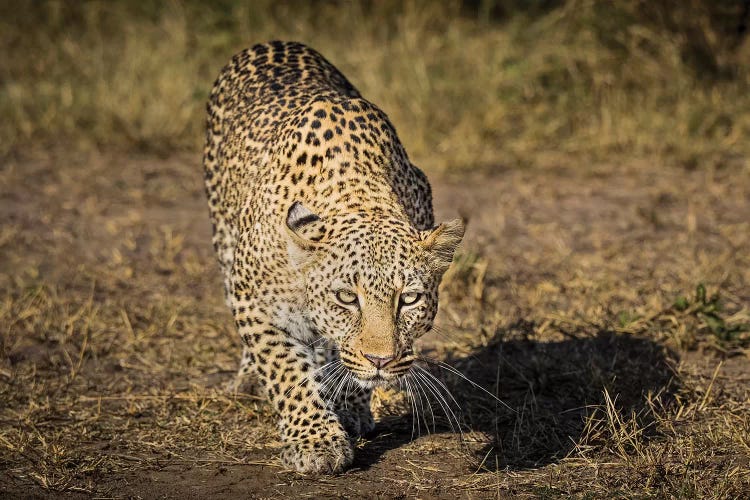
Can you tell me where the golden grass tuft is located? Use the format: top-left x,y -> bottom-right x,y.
1,1 -> 749,168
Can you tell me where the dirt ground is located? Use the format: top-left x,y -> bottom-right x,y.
1,151 -> 749,498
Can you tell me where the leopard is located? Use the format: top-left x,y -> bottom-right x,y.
203,40 -> 464,474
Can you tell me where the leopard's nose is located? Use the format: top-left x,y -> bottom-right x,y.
362,352 -> 395,369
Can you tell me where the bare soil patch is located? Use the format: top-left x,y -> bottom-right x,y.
1,152 -> 748,498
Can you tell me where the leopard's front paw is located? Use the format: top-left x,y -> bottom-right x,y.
280,432 -> 353,474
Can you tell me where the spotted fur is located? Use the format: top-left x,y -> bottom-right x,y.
203,41 -> 464,474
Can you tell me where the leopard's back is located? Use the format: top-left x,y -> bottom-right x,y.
203,41 -> 434,295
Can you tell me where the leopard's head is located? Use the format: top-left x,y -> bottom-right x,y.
284,202 -> 464,387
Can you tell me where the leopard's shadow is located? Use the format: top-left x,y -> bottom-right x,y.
352,321 -> 678,471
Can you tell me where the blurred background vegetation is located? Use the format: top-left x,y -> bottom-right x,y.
2,0 -> 749,169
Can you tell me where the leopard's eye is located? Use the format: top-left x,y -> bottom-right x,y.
400,292 -> 422,307
335,290 -> 359,306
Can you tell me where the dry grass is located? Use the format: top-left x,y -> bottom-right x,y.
2,0 -> 750,497
1,151 -> 749,497
2,1 -> 750,168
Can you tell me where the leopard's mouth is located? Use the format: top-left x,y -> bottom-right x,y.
353,373 -> 386,389
347,363 -> 414,389
338,349 -> 415,388
352,372 -> 399,389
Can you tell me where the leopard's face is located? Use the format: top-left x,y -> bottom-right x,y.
285,203 -> 464,388
306,227 -> 439,387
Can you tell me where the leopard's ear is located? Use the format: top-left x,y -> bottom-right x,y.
419,218 -> 465,273
285,202 -> 326,268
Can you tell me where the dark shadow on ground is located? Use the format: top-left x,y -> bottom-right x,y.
222,316 -> 679,474
462,321 -> 678,469
352,319 -> 678,471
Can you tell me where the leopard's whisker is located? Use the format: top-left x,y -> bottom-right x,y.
397,377 -> 417,440
335,369 -> 351,403
342,375 -> 354,410
414,365 -> 464,415
317,361 -> 346,393
307,336 -> 340,353
417,356 -> 515,412
427,324 -> 463,343
311,345 -> 341,352
313,359 -> 342,385
409,372 -> 435,434
306,336 -> 328,348
323,364 -> 347,400
413,372 -> 437,433
416,375 -> 463,439
404,376 -> 422,438
287,359 -> 340,398
403,376 -> 415,439
339,372 -> 354,409
413,368 -> 463,439
330,366 -> 351,406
